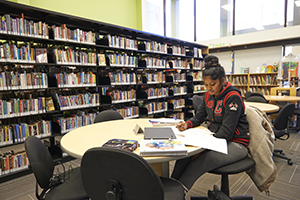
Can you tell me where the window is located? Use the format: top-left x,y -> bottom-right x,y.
196,0 -> 232,41
235,0 -> 285,35
165,0 -> 194,41
142,0 -> 164,35
287,0 -> 300,26
177,0 -> 194,41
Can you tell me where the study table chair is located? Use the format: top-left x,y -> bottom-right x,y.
191,157 -> 255,200
25,136 -> 88,200
81,147 -> 185,200
94,110 -> 124,123
193,95 -> 203,115
246,93 -> 269,102
246,95 -> 268,103
193,95 -> 210,124
272,103 -> 295,165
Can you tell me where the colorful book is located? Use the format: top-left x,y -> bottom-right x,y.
102,139 -> 138,152
139,139 -> 187,157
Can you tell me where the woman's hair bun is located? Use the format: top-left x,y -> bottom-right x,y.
204,55 -> 219,68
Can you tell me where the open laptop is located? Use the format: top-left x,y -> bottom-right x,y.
143,127 -> 177,140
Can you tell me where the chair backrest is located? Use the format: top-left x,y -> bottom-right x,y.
81,147 -> 164,200
245,91 -> 252,100
25,136 -> 54,189
246,95 -> 268,103
193,95 -> 203,114
274,103 -> 295,131
94,110 -> 124,123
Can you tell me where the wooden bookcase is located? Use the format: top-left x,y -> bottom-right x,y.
226,72 -> 279,97
0,1 -> 207,181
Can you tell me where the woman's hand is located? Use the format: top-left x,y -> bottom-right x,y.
176,121 -> 187,131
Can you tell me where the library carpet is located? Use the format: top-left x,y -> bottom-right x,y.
0,131 -> 300,200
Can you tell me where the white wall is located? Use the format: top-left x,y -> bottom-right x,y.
213,46 -> 282,74
210,51 -> 232,73
234,46 -> 283,73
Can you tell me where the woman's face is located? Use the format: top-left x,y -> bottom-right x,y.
203,76 -> 224,97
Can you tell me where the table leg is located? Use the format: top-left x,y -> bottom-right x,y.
150,162 -> 170,178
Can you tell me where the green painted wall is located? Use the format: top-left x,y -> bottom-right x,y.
7,0 -> 143,30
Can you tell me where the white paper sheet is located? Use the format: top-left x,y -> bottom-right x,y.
149,118 -> 184,126
171,127 -> 228,154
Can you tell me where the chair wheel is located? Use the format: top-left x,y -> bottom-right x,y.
288,160 -> 293,165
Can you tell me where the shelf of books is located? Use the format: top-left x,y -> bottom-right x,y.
0,1 -> 207,180
226,72 -> 279,96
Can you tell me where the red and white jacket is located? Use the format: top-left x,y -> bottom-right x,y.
186,82 -> 250,148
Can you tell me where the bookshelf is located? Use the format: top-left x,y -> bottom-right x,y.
0,1 -> 207,181
226,72 -> 279,97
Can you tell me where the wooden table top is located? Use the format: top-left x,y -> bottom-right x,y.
244,102 -> 279,113
264,95 -> 300,102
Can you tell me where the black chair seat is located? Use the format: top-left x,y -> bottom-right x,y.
46,167 -> 88,200
210,157 -> 255,175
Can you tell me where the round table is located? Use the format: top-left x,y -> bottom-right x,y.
244,102 -> 279,113
60,118 -> 205,177
264,95 -> 300,104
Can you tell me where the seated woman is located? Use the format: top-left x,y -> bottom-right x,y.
172,55 -> 250,192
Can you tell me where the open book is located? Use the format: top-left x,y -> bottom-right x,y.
139,139 -> 187,157
173,127 -> 228,154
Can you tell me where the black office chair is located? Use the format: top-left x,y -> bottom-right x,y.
273,103 -> 295,165
246,95 -> 268,103
244,91 -> 252,100
25,136 -> 88,200
193,95 -> 203,115
249,92 -> 268,101
81,147 -> 185,200
191,157 -> 255,200
94,110 -> 124,123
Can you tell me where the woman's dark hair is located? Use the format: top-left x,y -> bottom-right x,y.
202,55 -> 225,81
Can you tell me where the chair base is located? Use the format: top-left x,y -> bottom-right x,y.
273,149 -> 293,165
191,195 -> 254,200
296,115 -> 300,131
